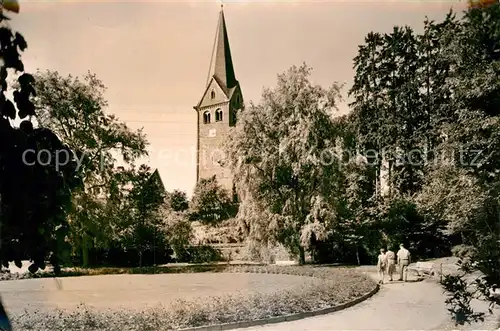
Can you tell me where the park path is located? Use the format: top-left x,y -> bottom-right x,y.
237,272 -> 450,331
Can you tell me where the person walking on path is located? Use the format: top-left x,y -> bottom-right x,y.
386,247 -> 396,281
397,243 -> 411,282
377,248 -> 387,284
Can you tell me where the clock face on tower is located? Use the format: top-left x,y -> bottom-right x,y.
208,128 -> 217,137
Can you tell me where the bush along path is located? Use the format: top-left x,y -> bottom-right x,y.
8,266 -> 375,331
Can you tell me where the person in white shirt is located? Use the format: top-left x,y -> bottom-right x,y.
397,243 -> 411,282
377,248 -> 387,284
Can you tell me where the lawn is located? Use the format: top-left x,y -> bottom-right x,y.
0,272 -> 323,314
7,266 -> 376,331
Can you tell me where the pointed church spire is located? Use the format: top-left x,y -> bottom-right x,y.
206,7 -> 237,89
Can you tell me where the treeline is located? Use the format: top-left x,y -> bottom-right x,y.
26,68 -> 241,268
220,0 -> 500,323
0,47 -> 237,269
0,0 -> 498,323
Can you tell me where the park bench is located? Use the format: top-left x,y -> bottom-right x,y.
275,260 -> 298,266
490,288 -> 500,300
407,261 -> 435,277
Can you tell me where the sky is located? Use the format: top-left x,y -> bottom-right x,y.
10,0 -> 467,196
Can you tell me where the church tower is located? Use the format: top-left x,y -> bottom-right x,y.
194,7 -> 243,194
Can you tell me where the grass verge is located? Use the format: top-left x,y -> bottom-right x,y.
0,264 -> 260,281
10,266 -> 375,331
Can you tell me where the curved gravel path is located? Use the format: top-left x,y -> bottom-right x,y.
238,273 -> 449,331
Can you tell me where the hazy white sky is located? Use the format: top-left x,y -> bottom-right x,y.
11,0 -> 466,195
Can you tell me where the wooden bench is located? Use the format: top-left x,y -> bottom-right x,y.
490,288 -> 500,300
275,260 -> 298,266
407,262 -> 435,277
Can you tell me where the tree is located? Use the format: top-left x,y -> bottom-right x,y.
168,189 -> 189,212
31,70 -> 148,266
350,26 -> 430,196
346,2 -> 500,323
348,0 -> 500,323
163,207 -> 193,262
468,0 -> 498,9
423,164 -> 500,324
416,166 -> 489,239
189,176 -> 237,224
226,63 -> 344,264
117,165 -> 166,267
0,1 -> 79,274
433,2 -> 500,324
336,155 -> 378,265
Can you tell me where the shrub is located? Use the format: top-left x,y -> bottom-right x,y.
237,240 -> 263,262
164,212 -> 194,261
192,219 -> 244,245
237,240 -> 293,263
451,245 -> 477,260
175,245 -> 225,263
70,247 -> 174,268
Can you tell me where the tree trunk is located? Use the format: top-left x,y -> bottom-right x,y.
0,191 -> 3,255
153,237 -> 156,271
388,160 -> 393,197
139,250 -> 143,268
82,235 -> 90,268
298,246 -> 305,265
356,246 -> 361,266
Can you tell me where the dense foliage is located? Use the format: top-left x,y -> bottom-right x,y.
167,189 -> 189,212
189,176 -> 238,224
111,166 -> 167,267
222,1 -> 500,324
348,0 -> 500,324
0,3 -> 79,273
31,70 -> 148,267
226,64 -> 344,264
2,0 -> 500,327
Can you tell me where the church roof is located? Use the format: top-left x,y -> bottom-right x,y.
148,169 -> 166,193
206,8 -> 237,90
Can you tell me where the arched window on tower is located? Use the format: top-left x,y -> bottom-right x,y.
211,90 -> 215,99
215,108 -> 223,122
203,111 -> 211,124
